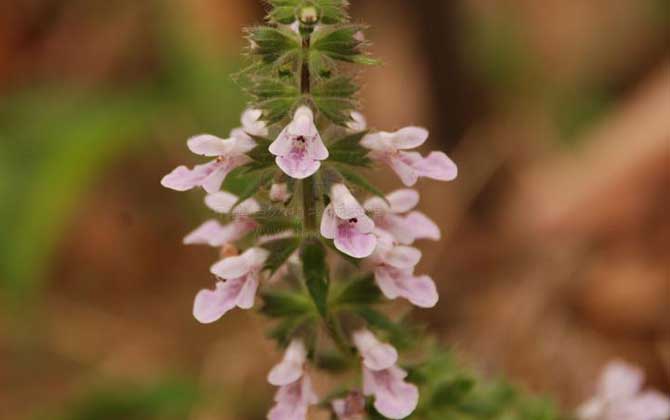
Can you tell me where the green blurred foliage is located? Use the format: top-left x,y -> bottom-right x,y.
33,379 -> 201,420
0,3 -> 247,302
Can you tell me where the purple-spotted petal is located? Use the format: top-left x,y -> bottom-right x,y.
335,222 -> 377,258
276,154 -> 321,179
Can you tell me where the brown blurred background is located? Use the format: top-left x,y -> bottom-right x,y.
1,0 -> 668,419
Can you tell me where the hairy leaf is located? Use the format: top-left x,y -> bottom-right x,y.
312,76 -> 358,124
247,26 -> 301,66
261,290 -> 313,318
311,25 -> 374,64
331,164 -> 385,199
333,273 -> 381,306
247,77 -> 300,124
261,237 -> 301,274
301,239 -> 329,317
327,131 -> 371,166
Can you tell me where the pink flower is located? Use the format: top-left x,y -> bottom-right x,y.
363,366 -> 419,419
353,329 -> 418,419
367,232 -> 438,308
268,340 -> 308,386
364,189 -> 440,245
353,329 -> 398,371
268,375 -> 319,420
192,247 -> 268,323
331,391 -> 366,420
347,111 -> 367,133
241,108 -> 268,137
270,183 -> 292,203
320,184 -> 376,258
161,131 -> 255,194
361,127 -> 457,186
269,106 -> 328,179
183,192 -> 260,247
577,360 -> 670,420
267,339 -> 319,420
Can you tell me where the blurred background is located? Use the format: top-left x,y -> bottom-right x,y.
1,0 -> 668,418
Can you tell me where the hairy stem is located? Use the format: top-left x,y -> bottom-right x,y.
299,28 -> 352,357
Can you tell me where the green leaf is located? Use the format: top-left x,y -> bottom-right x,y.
247,136 -> 275,165
331,164 -> 385,200
267,0 -> 301,24
312,76 -> 358,124
317,0 -> 350,24
333,273 -> 381,306
261,237 -> 301,274
327,131 -> 371,167
311,25 -> 375,64
261,290 -> 313,318
221,166 -> 274,206
314,350 -> 351,373
431,377 -> 475,407
246,77 -> 300,124
301,239 -> 329,317
267,315 -> 313,347
247,26 -> 301,66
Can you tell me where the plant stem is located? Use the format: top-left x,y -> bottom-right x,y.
299,28 -> 353,357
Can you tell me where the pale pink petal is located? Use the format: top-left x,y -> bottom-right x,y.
576,399 -> 603,420
205,191 -> 239,214
360,133 -> 393,152
364,196 -> 390,214
364,366 -> 419,420
335,222 -> 377,258
374,267 -> 403,300
183,220 -> 226,245
381,214 -> 416,245
227,131 -> 257,154
269,129 -> 294,156
384,246 -> 421,269
354,214 -> 375,234
233,198 -> 261,216
404,275 -> 438,308
193,279 -> 243,323
388,156 -> 419,187
270,183 -> 292,203
331,392 -> 365,420
161,160 -> 221,192
320,205 -> 338,239
599,361 -> 644,401
331,184 -> 364,219
347,111 -> 367,132
187,135 -> 231,156
208,220 -> 256,246
353,329 -> 398,371
235,273 -> 259,309
413,151 -> 458,182
405,211 -> 441,241
623,391 -> 670,419
210,254 -> 250,279
242,247 -> 270,269
391,127 -> 428,150
268,376 -> 318,420
268,340 -> 307,386
386,189 -> 419,213
276,154 -> 321,179
241,108 -> 268,137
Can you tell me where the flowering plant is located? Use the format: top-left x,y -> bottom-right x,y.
160,1 -> 669,419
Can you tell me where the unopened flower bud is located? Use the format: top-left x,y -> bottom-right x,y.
299,6 -> 318,24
